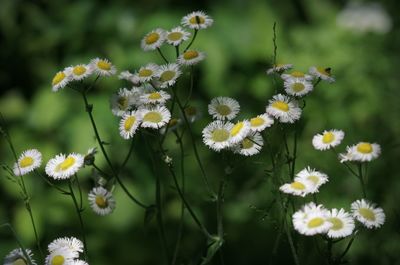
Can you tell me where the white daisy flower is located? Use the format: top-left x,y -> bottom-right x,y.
293,202 -> 332,236
177,50 -> 206,66
266,63 -> 293,75
232,132 -> 264,156
45,153 -> 84,180
281,71 -> 313,81
110,88 -> 137,116
312,129 -> 345,151
140,105 -> 171,129
338,149 -> 356,163
347,142 -> 381,162
141,28 -> 166,51
249,113 -> 274,132
4,248 -> 36,265
155,63 -> 181,88
45,247 -> 76,265
266,94 -> 302,123
279,180 -> 313,197
351,199 -> 385,229
90,58 -> 116,76
229,120 -> 251,144
13,149 -> 42,176
295,167 -> 328,193
181,11 -> 213,30
51,70 -> 70,92
65,64 -> 93,81
309,66 -> 335,83
88,186 -> 116,216
140,90 -> 171,105
119,111 -> 142,139
166,26 -> 191,46
326,208 -> 355,238
134,63 -> 159,83
208,97 -> 240,121
202,120 -> 234,152
48,237 -> 83,255
284,78 -> 313,97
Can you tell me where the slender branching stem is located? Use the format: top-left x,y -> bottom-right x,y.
157,48 -> 169,64
1,223 -> 34,265
68,178 -> 88,260
358,163 -> 367,198
184,29 -> 198,52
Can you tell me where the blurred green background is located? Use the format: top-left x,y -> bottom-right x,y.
1,0 -> 400,264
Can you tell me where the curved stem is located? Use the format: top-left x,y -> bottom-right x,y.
171,86 -> 216,197
184,29 -> 198,52
80,91 -> 148,209
68,179 -> 88,260
157,48 -> 169,64
1,223 -> 34,265
358,163 -> 367,198
35,170 -> 69,194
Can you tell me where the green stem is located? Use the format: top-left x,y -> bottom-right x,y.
358,163 -> 367,198
175,45 -> 180,58
337,234 -> 356,263
68,179 -> 88,260
1,223 -> 34,265
184,29 -> 198,52
171,86 -> 216,198
157,48 -> 169,64
35,170 -> 69,194
326,238 -> 333,265
80,91 -> 148,209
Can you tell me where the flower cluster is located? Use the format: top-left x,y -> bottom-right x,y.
293,199 -> 385,238
202,97 -> 274,156
51,58 -> 116,92
280,167 -> 328,197
45,237 -> 87,265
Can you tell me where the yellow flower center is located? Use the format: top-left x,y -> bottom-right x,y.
168,32 -> 183,41
231,122 -> 244,137
124,116 -> 136,131
241,138 -> 254,149
216,104 -> 231,116
148,92 -> 162,100
56,157 -> 76,172
328,217 -> 344,231
359,208 -> 376,221
307,217 -> 325,228
73,65 -> 86,76
143,112 -> 162,123
97,60 -> 111,71
291,71 -> 305,78
12,258 -> 27,265
272,101 -> 289,112
145,32 -> 160,44
250,117 -> 265,127
52,72 -> 66,86
20,157 -> 34,168
317,67 -> 331,76
138,69 -> 153,77
292,83 -> 305,92
189,15 -> 205,25
357,143 -> 373,154
290,181 -> 306,190
322,132 -> 335,144
183,50 -> 199,60
211,129 -> 230,142
160,70 -> 176,82
51,255 -> 65,265
95,195 -> 108,208
117,96 -> 128,110
307,175 -> 319,185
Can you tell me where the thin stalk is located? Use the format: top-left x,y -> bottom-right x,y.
171,130 -> 186,265
326,238 -> 333,265
337,234 -> 356,262
290,125 -> 298,180
284,212 -> 300,265
175,46 -> 180,58
171,86 -> 216,197
184,29 -> 198,52
157,48 -> 169,64
358,163 -> 367,198
68,179 -> 88,260
80,92 -> 148,209
1,223 -> 34,265
183,66 -> 194,108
